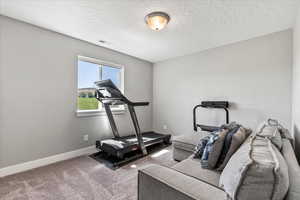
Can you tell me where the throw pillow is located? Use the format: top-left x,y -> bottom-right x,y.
216,127 -> 249,171
219,135 -> 289,200
257,119 -> 283,150
216,123 -> 241,168
200,129 -> 228,169
279,127 -> 294,148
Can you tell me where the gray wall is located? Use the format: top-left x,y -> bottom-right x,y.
153,30 -> 292,136
0,16 -> 153,168
293,7 -> 300,161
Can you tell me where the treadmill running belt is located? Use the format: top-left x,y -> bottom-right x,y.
99,132 -> 170,158
90,142 -> 171,169
100,132 -> 168,150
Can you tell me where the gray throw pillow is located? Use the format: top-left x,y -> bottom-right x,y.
217,123 -> 241,167
219,135 -> 289,200
200,129 -> 228,169
216,127 -> 249,171
257,119 -> 283,150
279,127 -> 294,148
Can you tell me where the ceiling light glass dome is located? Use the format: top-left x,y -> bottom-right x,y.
145,11 -> 170,31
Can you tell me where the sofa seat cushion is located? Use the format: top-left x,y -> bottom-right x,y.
172,132 -> 210,152
172,157 -> 221,187
139,164 -> 227,200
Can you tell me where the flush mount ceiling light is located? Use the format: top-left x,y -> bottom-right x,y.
145,11 -> 170,31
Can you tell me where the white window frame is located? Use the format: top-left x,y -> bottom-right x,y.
76,55 -> 125,117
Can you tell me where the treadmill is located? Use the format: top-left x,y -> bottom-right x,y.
94,79 -> 171,161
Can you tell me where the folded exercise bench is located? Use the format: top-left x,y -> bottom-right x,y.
172,101 -> 229,161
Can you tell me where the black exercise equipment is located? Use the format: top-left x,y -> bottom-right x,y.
193,101 -> 229,132
94,79 -> 171,165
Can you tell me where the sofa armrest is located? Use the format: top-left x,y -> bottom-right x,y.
138,164 -> 227,200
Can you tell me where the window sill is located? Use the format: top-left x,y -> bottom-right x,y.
76,109 -> 126,117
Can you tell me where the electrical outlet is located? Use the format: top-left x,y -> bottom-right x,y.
163,125 -> 168,130
83,134 -> 89,141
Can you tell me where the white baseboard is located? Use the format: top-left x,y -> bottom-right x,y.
0,146 -> 97,178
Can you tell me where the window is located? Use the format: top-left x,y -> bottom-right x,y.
77,56 -> 124,116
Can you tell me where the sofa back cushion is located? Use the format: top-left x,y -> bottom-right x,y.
219,135 -> 289,200
281,139 -> 300,200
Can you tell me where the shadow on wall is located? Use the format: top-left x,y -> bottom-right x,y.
294,125 -> 300,163
228,102 -> 274,130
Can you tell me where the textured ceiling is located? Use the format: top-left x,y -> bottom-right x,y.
0,0 -> 299,62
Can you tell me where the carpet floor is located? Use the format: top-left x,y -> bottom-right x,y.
0,147 -> 177,200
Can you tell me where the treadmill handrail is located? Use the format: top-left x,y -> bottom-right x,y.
94,79 -> 149,107
96,96 -> 149,107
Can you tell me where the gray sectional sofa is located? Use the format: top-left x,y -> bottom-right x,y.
138,128 -> 300,200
